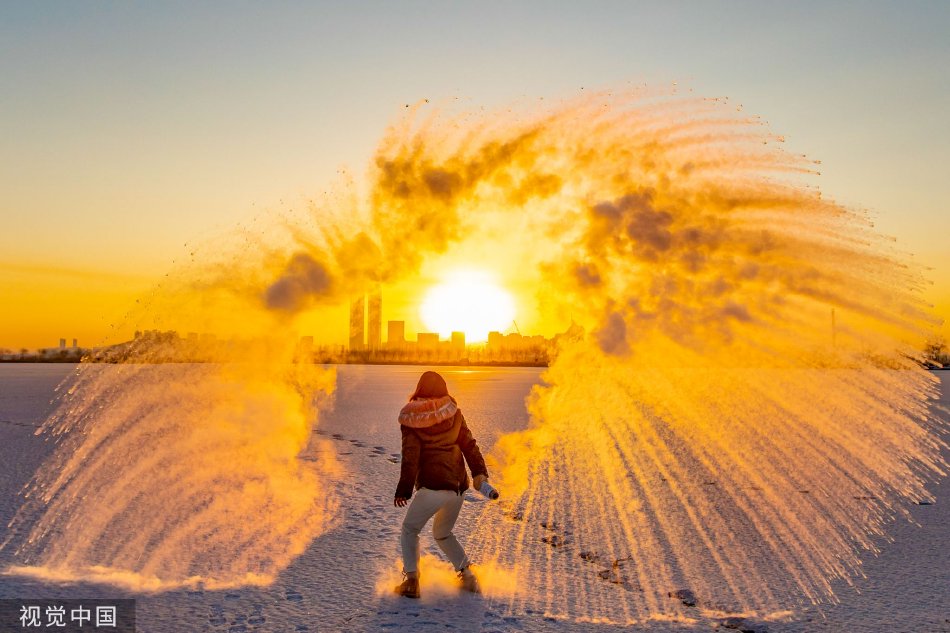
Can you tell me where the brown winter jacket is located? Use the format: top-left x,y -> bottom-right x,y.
395,397 -> 488,499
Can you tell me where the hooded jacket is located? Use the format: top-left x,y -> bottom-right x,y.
395,395 -> 488,499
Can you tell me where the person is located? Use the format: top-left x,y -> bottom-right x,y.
393,371 -> 489,599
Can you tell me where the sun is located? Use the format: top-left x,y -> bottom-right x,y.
420,270 -> 516,343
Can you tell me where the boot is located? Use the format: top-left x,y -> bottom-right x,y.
458,566 -> 481,594
394,571 -> 420,599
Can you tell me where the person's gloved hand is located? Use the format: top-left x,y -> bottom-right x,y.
472,474 -> 487,491
394,496 -> 409,507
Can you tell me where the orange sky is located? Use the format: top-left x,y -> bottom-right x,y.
1,4 -> 947,351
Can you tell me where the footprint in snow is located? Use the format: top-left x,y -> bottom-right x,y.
247,604 -> 265,625
208,605 -> 226,626
285,589 -> 303,602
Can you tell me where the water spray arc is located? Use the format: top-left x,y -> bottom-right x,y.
1,88 -> 944,623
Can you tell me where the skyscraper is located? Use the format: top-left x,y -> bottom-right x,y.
349,295 -> 365,351
367,289 -> 382,351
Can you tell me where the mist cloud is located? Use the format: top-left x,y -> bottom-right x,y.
264,253 -> 333,312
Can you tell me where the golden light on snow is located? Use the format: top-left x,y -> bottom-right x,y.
419,270 -> 516,342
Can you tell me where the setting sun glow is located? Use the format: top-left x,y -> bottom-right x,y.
420,271 -> 516,343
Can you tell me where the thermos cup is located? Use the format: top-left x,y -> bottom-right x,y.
479,481 -> 500,500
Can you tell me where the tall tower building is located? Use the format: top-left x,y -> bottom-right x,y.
367,289 -> 382,351
349,295 -> 365,351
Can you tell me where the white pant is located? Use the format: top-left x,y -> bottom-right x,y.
400,488 -> 470,574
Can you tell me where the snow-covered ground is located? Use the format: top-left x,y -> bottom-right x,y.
0,364 -> 947,632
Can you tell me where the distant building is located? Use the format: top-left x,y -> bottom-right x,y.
388,320 -> 405,348
349,289 -> 382,352
505,333 -> 524,349
349,295 -> 365,351
417,333 -> 439,350
72,338 -> 78,349
487,331 -> 503,351
367,289 -> 382,351
59,338 -> 66,349
451,331 -> 465,355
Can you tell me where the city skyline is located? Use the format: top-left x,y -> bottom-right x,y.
346,287 -> 548,355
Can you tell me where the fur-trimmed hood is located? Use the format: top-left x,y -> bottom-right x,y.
398,395 -> 458,429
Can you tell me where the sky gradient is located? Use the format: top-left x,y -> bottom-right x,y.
2,1 -> 948,350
